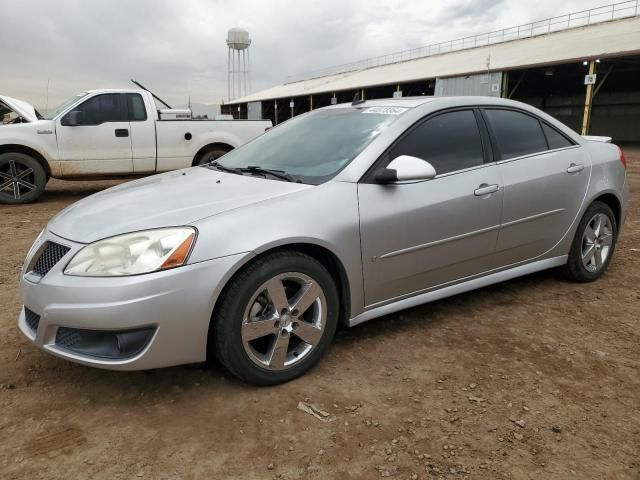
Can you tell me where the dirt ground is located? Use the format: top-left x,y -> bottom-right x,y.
1,148 -> 639,480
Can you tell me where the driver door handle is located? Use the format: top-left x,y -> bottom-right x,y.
115,128 -> 129,138
474,183 -> 500,196
566,163 -> 584,174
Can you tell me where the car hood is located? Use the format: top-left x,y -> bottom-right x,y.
48,167 -> 311,243
0,94 -> 38,123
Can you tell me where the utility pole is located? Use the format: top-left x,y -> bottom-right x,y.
45,79 -> 50,114
581,60 -> 597,135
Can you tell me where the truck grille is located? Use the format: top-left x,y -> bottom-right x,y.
32,242 -> 70,277
24,307 -> 41,332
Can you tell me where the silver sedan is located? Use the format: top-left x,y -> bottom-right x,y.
18,96 -> 628,385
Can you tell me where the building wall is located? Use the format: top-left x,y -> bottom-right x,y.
247,101 -> 262,120
435,72 -> 503,97
591,91 -> 640,141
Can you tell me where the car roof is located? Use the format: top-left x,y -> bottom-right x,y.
325,96 -> 534,111
326,97 -> 438,109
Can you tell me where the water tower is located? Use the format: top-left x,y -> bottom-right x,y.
227,28 -> 251,101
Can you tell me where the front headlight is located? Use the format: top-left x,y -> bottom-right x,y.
64,227 -> 196,277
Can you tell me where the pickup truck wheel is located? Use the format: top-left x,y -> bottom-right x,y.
194,146 -> 231,166
0,152 -> 47,204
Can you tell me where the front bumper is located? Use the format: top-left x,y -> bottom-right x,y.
19,230 -> 252,370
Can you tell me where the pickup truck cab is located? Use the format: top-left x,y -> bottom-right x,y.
0,89 -> 271,203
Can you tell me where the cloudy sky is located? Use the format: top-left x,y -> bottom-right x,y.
1,0 -> 603,109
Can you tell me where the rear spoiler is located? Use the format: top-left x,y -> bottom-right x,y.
582,135 -> 612,143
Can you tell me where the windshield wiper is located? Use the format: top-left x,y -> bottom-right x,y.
206,162 -> 296,182
240,166 -> 295,182
206,161 -> 243,175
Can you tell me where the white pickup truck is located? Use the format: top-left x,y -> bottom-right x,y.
0,89 -> 271,203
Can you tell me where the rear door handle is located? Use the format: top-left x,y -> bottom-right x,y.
474,183 -> 500,196
566,163 -> 584,174
115,128 -> 129,138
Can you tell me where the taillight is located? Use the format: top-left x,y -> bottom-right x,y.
619,147 -> 627,169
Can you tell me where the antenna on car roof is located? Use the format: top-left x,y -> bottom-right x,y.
130,79 -> 173,109
352,92 -> 365,106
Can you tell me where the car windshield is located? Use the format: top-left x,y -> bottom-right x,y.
216,106 -> 406,184
44,92 -> 88,120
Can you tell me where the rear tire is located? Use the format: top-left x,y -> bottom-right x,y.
0,152 -> 47,204
193,146 -> 232,166
564,201 -> 617,282
211,250 -> 339,385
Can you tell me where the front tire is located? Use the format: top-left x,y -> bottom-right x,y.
212,251 -> 339,385
565,201 -> 617,282
0,152 -> 47,204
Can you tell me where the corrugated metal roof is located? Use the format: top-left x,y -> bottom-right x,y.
228,15 -> 640,104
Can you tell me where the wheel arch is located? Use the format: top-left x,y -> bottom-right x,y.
192,142 -> 234,166
591,192 -> 621,230
0,144 -> 51,179
208,242 -> 352,345
218,241 -> 351,324
271,243 -> 352,325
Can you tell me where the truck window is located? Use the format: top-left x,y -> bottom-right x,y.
127,94 -> 147,121
69,93 -> 126,125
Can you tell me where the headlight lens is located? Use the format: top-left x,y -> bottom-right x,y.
64,227 -> 196,277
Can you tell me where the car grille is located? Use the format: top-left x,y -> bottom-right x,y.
32,242 -> 70,277
24,307 -> 41,332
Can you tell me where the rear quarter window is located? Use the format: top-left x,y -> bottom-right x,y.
542,123 -> 574,149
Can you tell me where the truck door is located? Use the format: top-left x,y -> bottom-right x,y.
126,93 -> 156,173
56,93 -> 133,175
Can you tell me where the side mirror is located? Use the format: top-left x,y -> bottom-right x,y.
374,155 -> 437,184
63,110 -> 83,126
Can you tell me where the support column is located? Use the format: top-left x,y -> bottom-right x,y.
501,72 -> 509,98
581,60 -> 596,136
238,50 -> 242,97
247,48 -> 252,94
310,95 -> 313,111
274,100 -> 278,125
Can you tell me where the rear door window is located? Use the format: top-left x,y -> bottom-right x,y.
484,109 -> 548,160
387,109 -> 485,175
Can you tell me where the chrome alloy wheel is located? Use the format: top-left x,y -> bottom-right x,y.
0,159 -> 37,200
581,213 -> 613,273
241,272 -> 327,371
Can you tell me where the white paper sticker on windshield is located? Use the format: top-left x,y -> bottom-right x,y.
361,106 -> 408,115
